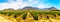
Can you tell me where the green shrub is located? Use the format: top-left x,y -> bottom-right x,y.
22,12 -> 27,20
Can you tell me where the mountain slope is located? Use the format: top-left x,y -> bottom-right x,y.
22,6 -> 39,10
41,7 -> 58,10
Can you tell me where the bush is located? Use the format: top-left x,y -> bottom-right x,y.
22,12 -> 27,20
30,11 -> 38,20
34,15 -> 38,20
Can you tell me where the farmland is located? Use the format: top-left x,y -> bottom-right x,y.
0,10 -> 60,22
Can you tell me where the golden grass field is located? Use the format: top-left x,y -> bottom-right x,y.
0,10 -> 60,22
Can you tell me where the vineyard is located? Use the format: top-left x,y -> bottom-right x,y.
0,10 -> 60,22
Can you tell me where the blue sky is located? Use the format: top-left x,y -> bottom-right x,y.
0,0 -> 60,10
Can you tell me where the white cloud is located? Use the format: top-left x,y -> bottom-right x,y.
37,3 -> 52,8
28,0 -> 34,2
0,0 -> 52,10
0,0 -> 29,10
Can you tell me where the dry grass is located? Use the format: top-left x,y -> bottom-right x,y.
0,15 -> 60,22
0,12 -> 60,22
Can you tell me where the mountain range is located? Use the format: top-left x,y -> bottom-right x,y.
21,6 -> 58,10
22,6 -> 39,10
40,7 -> 58,10
3,6 -> 58,10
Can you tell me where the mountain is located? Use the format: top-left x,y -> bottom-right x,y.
22,6 -> 39,10
41,7 -> 58,10
17,6 -> 58,10
3,8 -> 15,10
